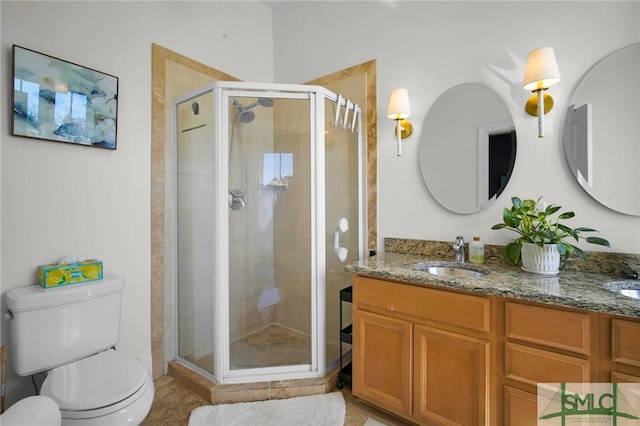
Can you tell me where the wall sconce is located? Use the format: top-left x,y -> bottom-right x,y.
387,88 -> 413,156
523,47 -> 561,138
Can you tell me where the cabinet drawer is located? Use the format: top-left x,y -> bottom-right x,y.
505,342 -> 590,387
505,302 -> 592,355
612,319 -> 640,368
354,276 -> 491,333
611,371 -> 640,383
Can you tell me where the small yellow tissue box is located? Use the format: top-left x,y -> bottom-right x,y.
38,259 -> 103,288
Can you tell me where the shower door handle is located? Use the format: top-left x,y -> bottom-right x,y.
333,218 -> 349,263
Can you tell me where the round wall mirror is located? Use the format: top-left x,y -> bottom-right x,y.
419,83 -> 516,214
563,43 -> 640,216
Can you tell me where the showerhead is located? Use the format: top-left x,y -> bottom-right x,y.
232,98 -> 255,123
257,97 -> 274,108
238,110 -> 255,124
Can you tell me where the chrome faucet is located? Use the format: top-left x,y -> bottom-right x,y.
453,235 -> 465,263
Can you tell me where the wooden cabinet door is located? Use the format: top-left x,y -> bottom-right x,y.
353,309 -> 413,416
601,315 -> 640,382
414,325 -> 490,426
504,386 -> 538,426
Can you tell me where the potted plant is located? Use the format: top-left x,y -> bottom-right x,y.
491,197 -> 610,274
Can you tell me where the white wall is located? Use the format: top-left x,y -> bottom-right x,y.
273,1 -> 640,254
1,0 -> 273,405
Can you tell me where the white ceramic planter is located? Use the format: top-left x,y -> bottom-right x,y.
520,243 -> 560,275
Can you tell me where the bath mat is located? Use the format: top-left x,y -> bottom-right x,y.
188,391 -> 346,426
364,418 -> 389,426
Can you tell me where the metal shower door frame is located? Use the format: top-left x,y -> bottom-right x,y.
214,82 -> 324,384
173,81 -> 365,385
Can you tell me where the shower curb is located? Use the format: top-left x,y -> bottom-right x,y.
168,360 -> 345,404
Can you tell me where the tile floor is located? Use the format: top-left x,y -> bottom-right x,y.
141,375 -> 415,426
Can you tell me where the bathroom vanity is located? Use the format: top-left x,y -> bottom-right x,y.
346,244 -> 640,426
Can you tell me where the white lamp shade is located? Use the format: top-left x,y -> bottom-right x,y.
387,88 -> 411,119
523,47 -> 561,90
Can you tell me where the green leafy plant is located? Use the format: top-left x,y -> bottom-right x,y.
491,197 -> 610,267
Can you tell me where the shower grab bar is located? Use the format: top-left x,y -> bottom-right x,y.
333,218 -> 349,263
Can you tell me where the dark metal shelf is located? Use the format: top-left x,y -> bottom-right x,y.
340,324 -> 352,345
339,361 -> 352,386
340,286 -> 352,303
337,285 -> 353,389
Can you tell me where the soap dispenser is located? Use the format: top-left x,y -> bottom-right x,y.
469,235 -> 485,264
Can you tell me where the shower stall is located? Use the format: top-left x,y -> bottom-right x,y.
172,81 -> 365,384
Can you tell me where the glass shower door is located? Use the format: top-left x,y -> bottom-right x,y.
175,83 -> 363,384
324,98 -> 361,370
176,90 -> 216,376
225,92 -> 315,374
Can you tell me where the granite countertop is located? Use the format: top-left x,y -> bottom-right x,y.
345,251 -> 640,319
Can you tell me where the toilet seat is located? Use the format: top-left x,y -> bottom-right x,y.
41,349 -> 150,417
56,375 -> 153,423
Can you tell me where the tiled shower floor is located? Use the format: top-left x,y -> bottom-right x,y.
185,323 -> 341,372
231,323 -> 312,368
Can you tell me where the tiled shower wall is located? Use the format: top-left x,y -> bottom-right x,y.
272,94 -> 362,362
272,100 -> 312,335
228,109 -> 277,343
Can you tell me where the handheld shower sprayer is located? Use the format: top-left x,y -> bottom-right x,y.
229,189 -> 246,210
228,97 -> 275,211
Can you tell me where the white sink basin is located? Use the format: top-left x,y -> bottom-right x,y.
415,262 -> 486,278
604,280 -> 640,300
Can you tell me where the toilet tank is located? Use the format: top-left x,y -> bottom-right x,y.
5,273 -> 124,376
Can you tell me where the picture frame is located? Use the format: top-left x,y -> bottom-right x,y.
12,45 -> 119,150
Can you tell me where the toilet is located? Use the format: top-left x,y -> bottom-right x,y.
1,396 -> 61,426
5,273 -> 154,425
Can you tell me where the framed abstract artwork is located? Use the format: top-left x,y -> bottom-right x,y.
12,45 -> 119,150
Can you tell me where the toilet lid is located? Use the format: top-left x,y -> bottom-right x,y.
41,349 -> 147,411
